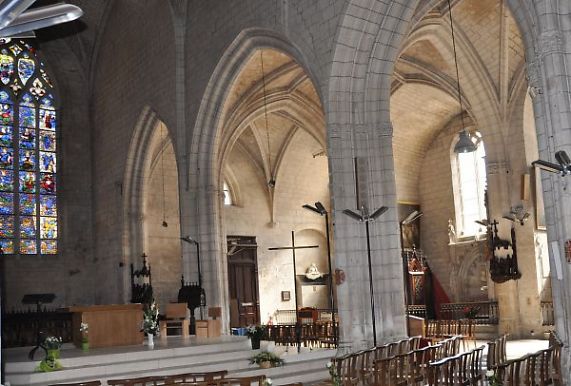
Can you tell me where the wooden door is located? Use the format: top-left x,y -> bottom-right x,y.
227,236 -> 259,327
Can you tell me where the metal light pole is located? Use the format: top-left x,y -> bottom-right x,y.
303,202 -> 337,345
343,205 -> 388,347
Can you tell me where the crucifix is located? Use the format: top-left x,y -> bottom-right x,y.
269,231 -> 318,315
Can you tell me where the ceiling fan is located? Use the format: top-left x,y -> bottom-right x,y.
0,0 -> 83,38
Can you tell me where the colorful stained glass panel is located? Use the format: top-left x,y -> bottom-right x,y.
19,171 -> 35,193
19,151 -> 35,170
0,239 -> 14,253
19,106 -> 35,127
8,44 -> 20,56
40,217 -> 56,239
20,239 -> 36,254
40,151 -> 55,173
0,147 -> 12,169
40,173 -> 54,194
0,126 -> 12,147
39,130 -> 55,151
39,109 -> 55,130
0,215 -> 13,237
40,195 -> 56,216
40,94 -> 54,109
0,90 -> 10,102
0,54 -> 14,85
18,57 -> 34,85
19,193 -> 35,215
0,103 -> 12,125
0,169 -> 12,191
20,216 -> 35,238
40,240 -> 56,254
20,127 -> 35,149
0,192 -> 12,214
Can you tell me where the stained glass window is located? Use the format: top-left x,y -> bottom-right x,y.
0,39 -> 57,255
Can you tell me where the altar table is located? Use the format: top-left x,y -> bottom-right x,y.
67,304 -> 144,348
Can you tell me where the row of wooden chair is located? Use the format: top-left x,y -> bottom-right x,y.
423,320 -> 475,349
490,346 -> 561,386
488,332 -> 563,386
49,370 -> 230,386
329,335 -> 461,386
373,336 -> 465,386
486,334 -> 508,369
425,345 -> 485,385
267,322 -> 338,348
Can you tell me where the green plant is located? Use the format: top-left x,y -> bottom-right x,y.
80,322 -> 89,343
249,351 -> 284,367
486,369 -> 502,386
142,300 -> 159,335
42,335 -> 62,350
463,305 -> 480,319
326,361 -> 341,386
246,325 -> 267,340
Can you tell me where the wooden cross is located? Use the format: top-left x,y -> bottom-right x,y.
268,231 -> 318,313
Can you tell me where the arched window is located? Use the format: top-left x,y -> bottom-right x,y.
223,181 -> 232,206
453,132 -> 486,237
0,39 -> 57,255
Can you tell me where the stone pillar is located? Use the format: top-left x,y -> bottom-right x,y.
329,123 -> 406,349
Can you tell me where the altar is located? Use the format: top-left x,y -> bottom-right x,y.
67,304 -> 144,348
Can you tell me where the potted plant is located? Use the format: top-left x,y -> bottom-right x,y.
463,305 -> 480,319
249,351 -> 284,369
246,325 -> 267,350
142,300 -> 159,347
35,335 -> 63,372
80,322 -> 89,351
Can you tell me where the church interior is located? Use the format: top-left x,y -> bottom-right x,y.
1,0 -> 571,385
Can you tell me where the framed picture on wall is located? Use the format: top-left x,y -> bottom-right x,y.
281,291 -> 290,301
533,166 -> 546,230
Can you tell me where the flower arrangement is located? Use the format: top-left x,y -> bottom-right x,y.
43,336 -> 62,350
142,300 -> 160,335
249,351 -> 284,367
486,369 -> 502,386
264,378 -> 273,386
246,325 -> 267,339
80,322 -> 89,343
326,361 -> 341,386
36,335 -> 63,372
463,305 -> 480,319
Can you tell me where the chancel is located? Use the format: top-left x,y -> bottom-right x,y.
1,0 -> 571,385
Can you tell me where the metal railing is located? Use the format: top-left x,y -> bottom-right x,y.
1,308 -> 73,347
406,305 -> 427,318
440,301 -> 499,324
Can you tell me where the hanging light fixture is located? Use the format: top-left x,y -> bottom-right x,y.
160,124 -> 168,227
259,50 -> 276,188
447,0 -> 476,154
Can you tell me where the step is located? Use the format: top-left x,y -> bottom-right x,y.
4,337 -> 335,386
